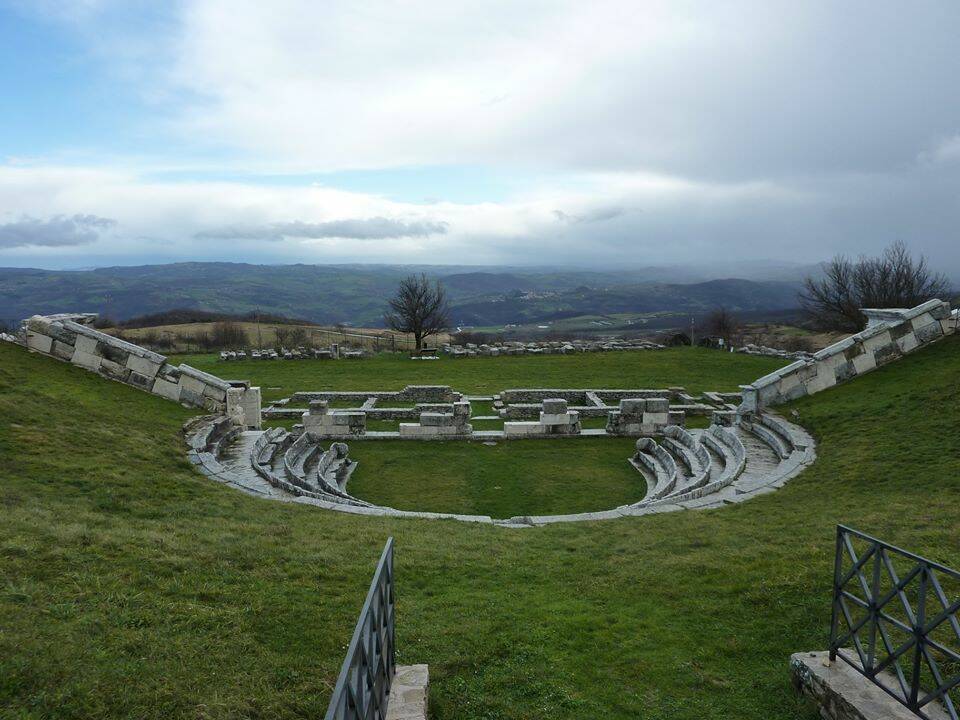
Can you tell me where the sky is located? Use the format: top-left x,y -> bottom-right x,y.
0,0 -> 959,274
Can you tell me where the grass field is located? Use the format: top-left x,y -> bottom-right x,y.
3,337 -> 960,719
175,346 -> 786,402
347,438 -> 646,517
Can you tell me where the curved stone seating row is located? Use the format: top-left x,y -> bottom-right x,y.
629,437 -> 679,501
645,425 -> 747,507
187,410 -> 814,526
659,425 -> 711,496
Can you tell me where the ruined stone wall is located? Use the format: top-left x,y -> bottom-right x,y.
22,313 -> 261,428
740,300 -> 958,412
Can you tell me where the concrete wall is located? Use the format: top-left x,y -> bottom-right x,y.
740,300 -> 958,412
22,313 -> 261,428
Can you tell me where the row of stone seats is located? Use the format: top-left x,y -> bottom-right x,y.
659,425 -> 712,496
629,437 -> 679,501
748,413 -> 810,459
249,428 -> 370,506
656,425 -> 745,504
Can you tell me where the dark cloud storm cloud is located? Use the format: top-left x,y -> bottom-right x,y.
0,214 -> 117,249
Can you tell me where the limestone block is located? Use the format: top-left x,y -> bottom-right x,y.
202,382 -> 228,401
667,410 -> 686,426
896,331 -> 919,354
861,329 -> 892,353
26,332 -> 53,354
833,361 -> 856,383
179,386 -> 205,407
239,387 -> 262,429
420,412 -> 453,426
152,377 -> 182,402
202,396 -> 224,413
51,339 -> 75,360
74,334 -> 101,356
452,400 -> 471,419
851,350 -> 877,374
399,424 -> 439,437
504,421 -> 540,436
540,412 -> 576,425
99,358 -> 130,381
542,398 -> 568,414
914,320 -> 943,344
179,373 -> 207,396
71,348 -> 102,371
126,354 -> 161,378
777,371 -> 802,395
642,411 -> 669,426
619,398 -> 646,415
645,398 -> 669,413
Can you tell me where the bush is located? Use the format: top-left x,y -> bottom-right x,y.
211,321 -> 248,349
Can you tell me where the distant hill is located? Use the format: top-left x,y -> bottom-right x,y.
0,261 -> 803,329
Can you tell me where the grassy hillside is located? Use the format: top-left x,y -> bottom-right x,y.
177,346 -> 786,402
2,338 -> 959,719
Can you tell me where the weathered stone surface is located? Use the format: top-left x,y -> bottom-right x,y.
71,348 -> 103,371
791,650 -> 948,720
25,332 -> 53,354
541,398 -> 568,414
126,353 -> 161,378
152,377 -> 182,402
386,665 -> 429,720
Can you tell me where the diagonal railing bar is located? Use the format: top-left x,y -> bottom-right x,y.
324,538 -> 396,720
830,525 -> 960,720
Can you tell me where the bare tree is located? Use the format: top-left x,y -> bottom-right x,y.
384,274 -> 450,352
702,307 -> 741,346
800,241 -> 951,332
211,320 -> 249,349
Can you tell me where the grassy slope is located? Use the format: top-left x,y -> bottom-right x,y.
175,347 -> 785,402
2,339 -> 960,719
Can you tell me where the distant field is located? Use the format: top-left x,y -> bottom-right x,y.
175,346 -> 787,402
115,322 -> 451,353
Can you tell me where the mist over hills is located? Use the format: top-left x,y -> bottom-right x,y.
0,261 -> 808,329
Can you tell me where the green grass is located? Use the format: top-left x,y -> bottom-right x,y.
177,347 -> 785,402
347,438 -> 643,517
3,338 -> 960,719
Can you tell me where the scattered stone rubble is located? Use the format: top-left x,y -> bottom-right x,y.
734,344 -> 813,360
219,344 -> 365,361
443,338 -> 665,358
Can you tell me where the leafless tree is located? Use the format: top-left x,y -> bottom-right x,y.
384,273 -> 450,352
703,307 -> 741,346
800,241 -> 951,332
211,320 -> 249,349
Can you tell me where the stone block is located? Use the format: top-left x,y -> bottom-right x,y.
309,399 -> 329,415
126,353 -> 161,378
896,331 -> 919,353
619,398 -> 646,415
99,358 -> 130,381
179,386 -> 205,407
71,348 -> 102,371
26,332 -> 53,354
504,421 -> 541,436
51,339 -> 75,360
179,374 -> 207,396
126,371 -> 155,390
645,398 -> 669,413
152,377 -> 182,402
542,398 -> 568,414
642,411 -> 669,426
202,382 -> 228,401
914,320 -> 943,344
74,334 -> 101,356
540,412 -> 576,425
420,412 -> 453,426
851,350 -> 877,374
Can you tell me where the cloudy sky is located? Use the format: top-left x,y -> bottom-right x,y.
1,0 -> 959,273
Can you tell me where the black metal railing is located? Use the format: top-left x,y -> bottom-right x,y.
830,525 -> 960,719
324,538 -> 396,720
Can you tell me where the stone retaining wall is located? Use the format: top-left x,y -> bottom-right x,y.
740,300 -> 958,411
23,313 -> 261,428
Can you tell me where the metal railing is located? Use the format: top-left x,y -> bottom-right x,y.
324,538 -> 396,720
830,525 -> 960,719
